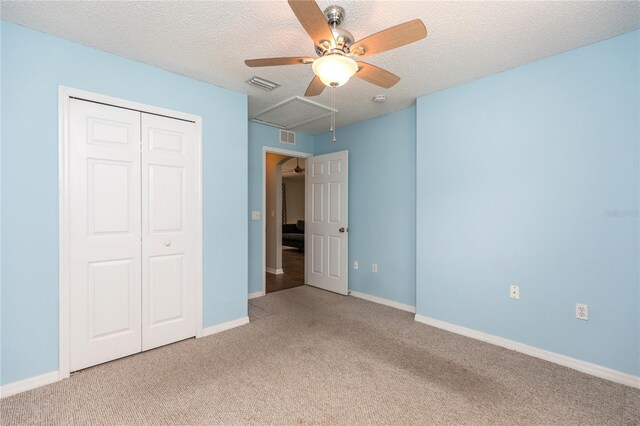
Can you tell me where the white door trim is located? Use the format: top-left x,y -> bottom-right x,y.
58,86 -> 204,379
260,146 -> 312,297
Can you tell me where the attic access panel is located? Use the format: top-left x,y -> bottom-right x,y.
251,96 -> 336,130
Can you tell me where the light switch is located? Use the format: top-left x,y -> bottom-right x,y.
251,211 -> 260,220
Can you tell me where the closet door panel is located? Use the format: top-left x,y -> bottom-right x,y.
69,99 -> 142,372
149,164 -> 184,233
141,114 -> 197,351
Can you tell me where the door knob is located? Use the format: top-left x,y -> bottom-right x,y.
164,241 -> 172,247
339,227 -> 348,233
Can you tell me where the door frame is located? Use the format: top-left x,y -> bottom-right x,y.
261,146 -> 312,297
58,86 -> 204,379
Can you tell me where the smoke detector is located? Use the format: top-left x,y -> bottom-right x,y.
373,95 -> 387,103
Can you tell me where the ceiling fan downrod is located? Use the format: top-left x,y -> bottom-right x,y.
324,5 -> 345,27
316,5 -> 353,56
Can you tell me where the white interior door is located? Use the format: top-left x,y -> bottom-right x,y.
141,113 -> 197,350
69,99 -> 142,371
305,150 -> 349,295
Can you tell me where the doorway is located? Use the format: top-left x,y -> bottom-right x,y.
265,153 -> 307,293
260,147 -> 349,297
261,147 -> 311,295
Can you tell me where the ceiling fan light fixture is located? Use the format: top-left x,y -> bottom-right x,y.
312,54 -> 358,87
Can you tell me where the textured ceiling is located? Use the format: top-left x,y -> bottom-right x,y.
2,1 -> 639,133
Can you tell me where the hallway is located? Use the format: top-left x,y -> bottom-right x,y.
266,248 -> 304,293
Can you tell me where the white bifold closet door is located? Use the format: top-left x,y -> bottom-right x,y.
141,113 -> 197,351
69,99 -> 197,372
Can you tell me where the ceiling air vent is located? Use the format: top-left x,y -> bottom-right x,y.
246,76 -> 280,91
280,130 -> 296,145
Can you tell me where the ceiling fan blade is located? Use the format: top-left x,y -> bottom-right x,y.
245,57 -> 314,67
356,62 -> 400,88
288,0 -> 336,48
350,19 -> 427,57
305,75 -> 325,97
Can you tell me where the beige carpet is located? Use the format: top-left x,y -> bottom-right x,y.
2,286 -> 638,425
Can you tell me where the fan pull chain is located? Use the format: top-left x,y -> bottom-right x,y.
331,85 -> 336,143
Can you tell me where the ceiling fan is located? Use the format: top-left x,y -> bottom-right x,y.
283,158 -> 306,175
245,0 -> 428,96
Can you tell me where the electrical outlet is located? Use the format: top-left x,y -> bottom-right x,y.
576,303 -> 589,320
509,285 -> 520,300
372,263 -> 378,273
353,261 -> 358,270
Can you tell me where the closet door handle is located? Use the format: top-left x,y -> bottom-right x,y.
164,241 -> 172,247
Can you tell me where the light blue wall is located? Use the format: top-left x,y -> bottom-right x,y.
416,31 -> 640,375
0,22 -> 248,385
314,108 -> 416,307
2,19 -> 637,388
248,122 -> 314,295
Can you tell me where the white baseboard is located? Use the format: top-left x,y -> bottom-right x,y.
249,291 -> 265,299
2,317 -> 250,398
0,371 -> 60,399
349,290 -> 416,313
414,314 -> 640,389
265,268 -> 284,275
200,316 -> 250,338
